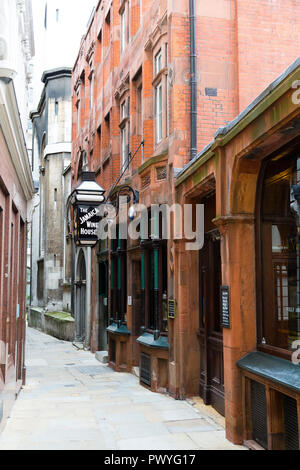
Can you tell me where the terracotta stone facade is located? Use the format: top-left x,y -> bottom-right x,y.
176,59 -> 300,448
70,0 -> 300,448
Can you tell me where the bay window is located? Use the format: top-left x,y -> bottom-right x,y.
140,210 -> 168,337
110,225 -> 127,326
257,150 -> 300,354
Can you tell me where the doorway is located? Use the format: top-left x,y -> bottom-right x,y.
198,194 -> 224,416
98,260 -> 108,351
76,251 -> 86,342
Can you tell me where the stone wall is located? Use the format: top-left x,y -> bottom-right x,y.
29,308 -> 75,342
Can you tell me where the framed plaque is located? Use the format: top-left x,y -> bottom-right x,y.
221,286 -> 230,329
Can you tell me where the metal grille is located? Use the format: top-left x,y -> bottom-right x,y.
110,338 -> 116,363
250,381 -> 268,449
140,353 -> 151,387
141,174 -> 151,190
283,395 -> 299,450
156,166 -> 167,181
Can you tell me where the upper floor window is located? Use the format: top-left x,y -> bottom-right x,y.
153,42 -> 168,145
78,151 -> 89,179
120,98 -> 130,170
121,100 -> 127,120
121,10 -> 126,53
55,100 -> 59,125
137,85 -> 143,136
76,98 -> 80,133
89,72 -> 94,110
155,82 -> 162,144
155,50 -> 162,75
44,3 -> 48,29
120,2 -> 129,54
104,9 -> 111,47
257,150 -> 300,356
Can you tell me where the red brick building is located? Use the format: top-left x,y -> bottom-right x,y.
71,0 -> 300,448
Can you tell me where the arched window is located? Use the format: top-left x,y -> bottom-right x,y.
257,149 -> 300,355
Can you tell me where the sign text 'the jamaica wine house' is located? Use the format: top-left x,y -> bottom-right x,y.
74,204 -> 101,247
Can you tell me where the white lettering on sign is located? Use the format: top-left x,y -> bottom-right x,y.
86,222 -> 98,229
80,228 -> 98,236
79,207 -> 100,225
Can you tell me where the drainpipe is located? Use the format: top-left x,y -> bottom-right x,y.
190,0 -> 197,160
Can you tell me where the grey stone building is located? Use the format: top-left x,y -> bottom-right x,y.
30,68 -> 73,324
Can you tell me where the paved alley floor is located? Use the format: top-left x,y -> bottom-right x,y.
0,328 -> 245,450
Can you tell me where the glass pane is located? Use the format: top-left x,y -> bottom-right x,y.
261,155 -> 300,350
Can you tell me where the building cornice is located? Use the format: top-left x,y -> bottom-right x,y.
0,77 -> 34,201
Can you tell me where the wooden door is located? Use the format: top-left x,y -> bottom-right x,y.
199,232 -> 225,416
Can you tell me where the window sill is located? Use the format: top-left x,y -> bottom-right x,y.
137,332 -> 169,350
119,116 -> 129,129
152,68 -> 168,87
107,322 -> 131,336
237,351 -> 300,394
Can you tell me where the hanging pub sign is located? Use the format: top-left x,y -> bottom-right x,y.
74,204 -> 101,247
221,286 -> 230,329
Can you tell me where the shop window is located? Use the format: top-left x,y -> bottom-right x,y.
110,225 -> 127,325
141,210 -> 168,335
258,151 -> 300,354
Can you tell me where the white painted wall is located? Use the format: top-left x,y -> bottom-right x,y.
31,0 -> 97,109
0,0 -> 35,151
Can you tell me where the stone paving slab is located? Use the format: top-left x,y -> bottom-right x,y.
0,327 -> 246,451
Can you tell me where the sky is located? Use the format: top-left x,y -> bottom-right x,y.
31,0 -> 97,108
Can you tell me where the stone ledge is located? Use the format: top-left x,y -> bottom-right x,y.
44,312 -> 74,323
237,351 -> 300,394
28,307 -> 75,342
95,351 -> 108,364
137,332 -> 169,350
107,323 -> 131,336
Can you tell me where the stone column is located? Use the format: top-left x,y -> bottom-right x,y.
215,214 -> 257,444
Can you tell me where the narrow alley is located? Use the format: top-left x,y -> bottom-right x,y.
0,328 -> 244,451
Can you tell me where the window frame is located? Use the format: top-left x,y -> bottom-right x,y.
141,210 -> 168,335
255,146 -> 300,361
155,49 -> 162,76
155,81 -> 163,144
